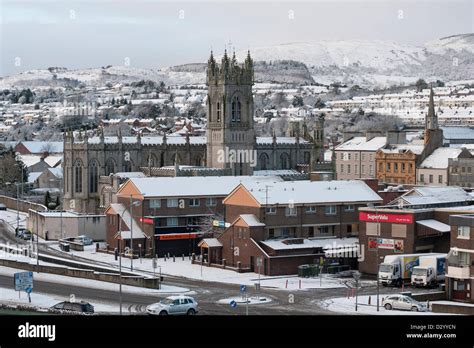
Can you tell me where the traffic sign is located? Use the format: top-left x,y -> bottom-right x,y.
240,285 -> 247,293
14,272 -> 33,292
230,300 -> 237,308
25,286 -> 32,294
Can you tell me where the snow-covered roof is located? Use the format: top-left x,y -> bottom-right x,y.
253,170 -> 302,176
256,137 -> 310,145
336,136 -> 387,151
396,186 -> 471,205
109,203 -> 146,239
239,214 -> 265,227
419,147 -> 463,169
114,172 -> 147,178
86,136 -> 206,145
27,172 -> 42,183
47,167 -> 63,178
380,144 -> 424,155
242,180 -> 382,205
416,219 -> 450,233
199,238 -> 223,248
128,176 -> 283,198
20,141 -> 63,154
441,127 -> 474,140
261,237 -> 358,251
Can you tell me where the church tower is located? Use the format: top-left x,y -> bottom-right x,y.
422,87 -> 443,161
206,50 -> 256,175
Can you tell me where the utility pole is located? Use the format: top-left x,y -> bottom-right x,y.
130,194 -> 133,272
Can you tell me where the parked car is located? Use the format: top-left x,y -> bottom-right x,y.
146,296 -> 198,315
50,301 -> 94,314
0,203 -> 7,211
75,235 -> 93,246
20,230 -> 34,241
382,294 -> 428,312
15,227 -> 27,237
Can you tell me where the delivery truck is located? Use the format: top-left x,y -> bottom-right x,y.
378,253 -> 437,287
411,254 -> 447,287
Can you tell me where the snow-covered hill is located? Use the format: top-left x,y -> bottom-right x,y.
1,34 -> 472,89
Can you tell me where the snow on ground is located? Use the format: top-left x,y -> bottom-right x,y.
57,245 -> 371,290
0,286 -> 118,314
0,209 -> 28,229
218,296 -> 272,305
316,294 -> 455,316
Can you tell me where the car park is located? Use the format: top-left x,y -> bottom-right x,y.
146,296 -> 198,315
382,294 -> 428,312
50,301 -> 94,314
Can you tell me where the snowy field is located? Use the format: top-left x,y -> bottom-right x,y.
62,246 -> 365,290
316,295 -> 457,316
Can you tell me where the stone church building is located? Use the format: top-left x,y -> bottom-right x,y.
63,51 -> 325,213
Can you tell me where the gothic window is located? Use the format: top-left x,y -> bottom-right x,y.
280,153 -> 290,170
304,152 -> 311,164
260,153 -> 269,170
194,156 -> 202,166
123,160 -> 132,172
231,96 -> 241,122
89,160 -> 99,193
74,159 -> 83,193
217,102 -> 221,122
105,159 -> 116,176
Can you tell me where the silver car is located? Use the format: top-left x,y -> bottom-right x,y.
146,296 -> 198,315
382,294 -> 428,312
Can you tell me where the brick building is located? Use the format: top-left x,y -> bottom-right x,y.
206,180 -> 382,275
358,186 -> 474,275
104,175 -> 282,257
446,214 -> 474,303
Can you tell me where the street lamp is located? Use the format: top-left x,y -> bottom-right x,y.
49,177 -> 64,240
129,195 -> 144,272
353,271 -> 361,312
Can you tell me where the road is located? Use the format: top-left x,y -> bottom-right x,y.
0,214 -> 434,315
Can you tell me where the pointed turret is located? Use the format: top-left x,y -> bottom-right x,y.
426,87 -> 437,130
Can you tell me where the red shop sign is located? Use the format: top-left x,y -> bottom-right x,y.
359,211 -> 413,224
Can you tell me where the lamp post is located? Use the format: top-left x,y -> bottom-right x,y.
353,271 -> 361,312
49,177 -> 64,240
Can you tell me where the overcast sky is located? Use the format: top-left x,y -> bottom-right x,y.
1,0 -> 473,76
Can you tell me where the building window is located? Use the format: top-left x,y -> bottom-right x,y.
231,97 -> 241,122
409,164 -> 413,173
318,226 -> 329,234
438,175 -> 443,184
387,163 -> 391,172
420,174 -> 424,183
285,207 -> 297,216
355,165 -> 358,174
457,226 -> 470,239
354,153 -> 358,161
187,217 -> 200,226
361,153 -> 365,161
369,165 -> 373,175
468,167 -> 472,173
458,251 -> 470,267
268,228 -> 274,238
89,160 -> 98,193
361,165 -> 365,174
462,167 -> 466,173
344,205 -> 355,212
167,199 -> 179,208
206,198 -> 217,207
282,228 -> 290,237
340,164 -> 344,173
308,226 -> 314,237
74,160 -> 83,193
340,153 -> 344,160
402,163 -> 405,172
394,163 -> 398,172
266,207 -> 276,214
305,206 -> 316,214
167,217 -> 178,226
149,199 -> 161,208
429,175 -> 433,183
347,164 -> 351,174
189,198 -> 200,207
325,205 -> 336,215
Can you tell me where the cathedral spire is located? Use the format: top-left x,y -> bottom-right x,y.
426,87 -> 437,130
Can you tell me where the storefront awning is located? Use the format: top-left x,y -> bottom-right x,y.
416,219 -> 450,233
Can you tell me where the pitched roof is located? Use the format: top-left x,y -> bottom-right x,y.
241,180 -> 382,205
419,147 -> 463,169
126,176 -> 283,198
239,214 -> 265,227
336,136 -> 387,151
